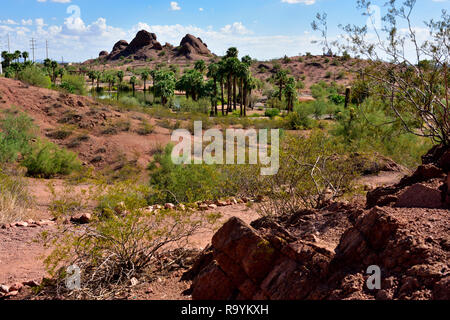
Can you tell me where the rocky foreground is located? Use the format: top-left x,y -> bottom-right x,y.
185,147 -> 450,300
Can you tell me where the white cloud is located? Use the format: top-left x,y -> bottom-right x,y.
281,0 -> 317,5
170,2 -> 181,11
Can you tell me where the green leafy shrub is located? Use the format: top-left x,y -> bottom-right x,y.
0,112 -> 36,163
148,144 -> 236,204
60,74 -> 86,95
22,141 -> 81,178
264,108 -> 280,118
18,66 -> 51,88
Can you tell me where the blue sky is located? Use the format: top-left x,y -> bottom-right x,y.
0,0 -> 448,62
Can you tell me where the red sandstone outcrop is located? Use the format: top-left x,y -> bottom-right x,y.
186,145 -> 450,300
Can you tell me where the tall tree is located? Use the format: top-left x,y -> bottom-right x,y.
141,70 -> 150,92
21,51 -> 29,63
14,50 -> 21,63
194,60 -> 206,74
274,69 -> 289,101
207,62 -> 220,116
153,70 -> 176,106
130,76 -> 137,96
284,76 -> 297,113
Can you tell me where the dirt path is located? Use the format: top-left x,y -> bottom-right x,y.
0,203 -> 260,289
0,224 -> 56,285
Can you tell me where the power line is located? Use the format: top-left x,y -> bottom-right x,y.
30,38 -> 37,62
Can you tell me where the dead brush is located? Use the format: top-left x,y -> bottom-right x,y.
42,182 -> 209,300
0,172 -> 34,224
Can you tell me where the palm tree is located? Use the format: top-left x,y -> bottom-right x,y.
141,70 -> 150,92
274,69 -> 288,101
207,63 -> 220,116
284,76 -> 297,113
224,48 -> 240,112
14,50 -> 21,63
194,60 -> 206,74
50,60 -> 59,84
21,51 -> 29,63
218,60 -> 226,116
88,70 -> 96,89
1,51 -> 12,68
236,62 -> 249,117
94,71 -> 101,91
130,76 -> 137,96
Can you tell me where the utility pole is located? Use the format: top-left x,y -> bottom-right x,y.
46,40 -> 49,60
30,38 -> 36,62
7,34 -> 10,53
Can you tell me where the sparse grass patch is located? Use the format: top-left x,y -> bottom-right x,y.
0,172 -> 34,224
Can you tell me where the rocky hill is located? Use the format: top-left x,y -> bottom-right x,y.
93,30 -> 213,64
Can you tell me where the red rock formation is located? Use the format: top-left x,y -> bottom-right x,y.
177,34 -> 211,58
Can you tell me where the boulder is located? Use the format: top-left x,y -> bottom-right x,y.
412,164 -> 445,181
70,213 -> 92,224
178,34 -> 211,57
125,30 -> 162,55
111,40 -> 128,54
395,183 -> 443,209
99,51 -> 109,57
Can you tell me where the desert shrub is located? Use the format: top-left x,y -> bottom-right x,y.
331,98 -> 432,167
148,144 -> 234,204
283,105 -> 313,130
0,172 -> 33,224
44,181 -> 208,299
18,66 -> 51,88
48,183 -> 90,219
136,119 -> 154,136
178,97 -> 210,114
0,112 -> 36,163
264,108 -> 280,119
118,96 -> 141,108
60,74 -> 86,95
329,94 -> 345,105
254,131 -> 357,216
22,141 -> 81,178
312,100 -> 328,120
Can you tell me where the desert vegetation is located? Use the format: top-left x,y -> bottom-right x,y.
0,0 -> 448,302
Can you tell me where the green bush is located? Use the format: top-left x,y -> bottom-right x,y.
284,105 -> 313,130
60,74 -> 86,95
331,98 -> 432,168
264,108 -> 280,118
18,66 -> 51,88
148,144 -> 236,204
22,141 -> 81,178
178,97 -> 210,114
0,112 -> 36,163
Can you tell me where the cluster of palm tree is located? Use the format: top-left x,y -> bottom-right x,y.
1,50 -> 33,78
175,47 -> 256,117
1,50 -> 30,68
83,46 -> 299,115
43,59 -> 65,84
272,68 -> 297,113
